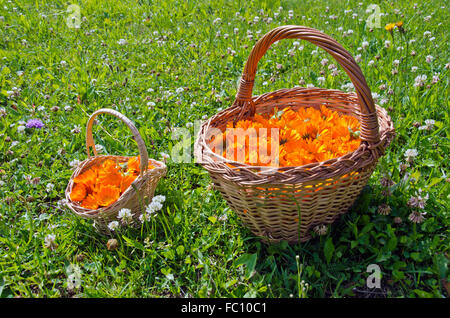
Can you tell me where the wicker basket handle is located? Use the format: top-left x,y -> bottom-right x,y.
234,25 -> 381,147
85,108 -> 149,177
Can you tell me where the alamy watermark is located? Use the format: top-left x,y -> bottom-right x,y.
366,264 -> 381,289
170,120 -> 280,168
66,4 -> 81,29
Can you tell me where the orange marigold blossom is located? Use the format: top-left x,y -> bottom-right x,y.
81,194 -> 99,210
70,183 -> 87,202
93,184 -> 121,206
70,156 -> 155,210
211,106 -> 361,167
73,166 -> 98,193
97,159 -> 123,187
121,173 -> 137,193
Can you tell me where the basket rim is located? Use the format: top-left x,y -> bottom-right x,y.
65,155 -> 167,218
195,87 -> 395,185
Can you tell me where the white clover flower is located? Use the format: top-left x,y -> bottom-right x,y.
117,208 -> 133,224
69,159 -> 80,169
317,76 -> 325,83
426,55 -> 433,63
341,82 -> 355,92
404,148 -> 418,162
71,125 -> 81,134
139,214 -> 148,223
393,59 -> 400,66
233,27 -> 239,34
419,119 -> 435,131
117,39 -> 128,45
431,74 -> 440,84
160,152 -> 170,161
17,125 -> 26,133
57,198 -> 67,208
361,41 -> 369,49
147,201 -> 162,213
108,221 -> 119,231
95,144 -> 104,153
371,92 -> 380,102
425,119 -> 435,126
320,58 -> 329,66
46,183 -> 54,193
368,60 -> 375,67
414,75 -> 427,87
60,60 -> 67,67
44,234 -> 57,250
147,101 -> 156,107
411,66 -> 418,72
384,40 -> 391,48
152,195 -> 166,204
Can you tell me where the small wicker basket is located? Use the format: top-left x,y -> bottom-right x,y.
65,108 -> 167,233
194,26 -> 395,243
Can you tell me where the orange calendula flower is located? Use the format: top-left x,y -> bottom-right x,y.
121,173 -> 137,193
81,194 -> 99,210
94,184 -> 121,207
126,156 -> 154,174
70,156 -> 156,210
73,166 -> 98,193
127,156 -> 140,174
214,106 -> 361,168
97,159 -> 122,187
70,183 -> 87,202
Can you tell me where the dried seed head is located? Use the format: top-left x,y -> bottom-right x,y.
408,211 -> 425,224
377,203 -> 391,215
313,224 -> 328,235
380,177 -> 394,188
394,217 -> 402,224
107,238 -> 118,251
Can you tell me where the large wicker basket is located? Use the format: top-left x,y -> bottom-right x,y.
65,108 -> 167,234
194,26 -> 395,243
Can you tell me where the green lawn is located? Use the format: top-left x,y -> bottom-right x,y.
0,0 -> 448,298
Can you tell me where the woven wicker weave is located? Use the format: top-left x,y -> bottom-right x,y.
194,26 -> 395,243
65,108 -> 167,234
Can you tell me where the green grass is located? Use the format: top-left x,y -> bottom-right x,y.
0,0 -> 449,298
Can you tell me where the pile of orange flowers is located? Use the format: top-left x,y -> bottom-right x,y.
70,157 -> 154,209
209,105 -> 361,167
